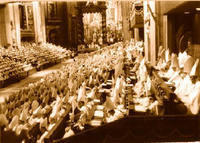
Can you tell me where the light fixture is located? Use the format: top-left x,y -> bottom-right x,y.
184,11 -> 190,14
196,8 -> 200,11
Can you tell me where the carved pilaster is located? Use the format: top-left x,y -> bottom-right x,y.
102,10 -> 107,44
77,8 -> 84,45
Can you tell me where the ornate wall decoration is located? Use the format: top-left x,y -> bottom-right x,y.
19,3 -> 34,31
19,3 -> 35,42
130,2 -> 144,28
47,2 -> 57,19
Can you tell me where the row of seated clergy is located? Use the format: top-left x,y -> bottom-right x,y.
0,114 -> 28,143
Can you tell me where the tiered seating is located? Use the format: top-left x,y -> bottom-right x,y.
0,42 -> 124,143
0,42 -> 73,87
156,47 -> 200,115
20,42 -> 73,69
1,41 -> 200,143
0,51 -> 28,86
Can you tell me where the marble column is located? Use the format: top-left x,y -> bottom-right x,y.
0,3 -> 21,47
134,28 -> 140,42
13,3 -> 21,47
121,1 -> 131,42
144,0 -> 156,65
77,8 -> 84,45
40,2 -> 46,43
33,1 -> 46,44
33,1 -> 42,44
0,5 -> 7,47
102,10 -> 107,44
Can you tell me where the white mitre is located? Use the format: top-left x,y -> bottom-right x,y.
190,58 -> 200,77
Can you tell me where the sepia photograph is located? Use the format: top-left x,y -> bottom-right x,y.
0,0 -> 200,143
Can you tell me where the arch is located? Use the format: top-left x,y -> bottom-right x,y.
76,2 -> 107,45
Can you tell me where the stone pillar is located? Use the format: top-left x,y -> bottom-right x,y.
40,2 -> 46,43
102,10 -> 107,44
121,1 -> 131,42
33,1 -> 46,44
33,1 -> 41,44
0,5 -> 7,47
134,28 -> 140,42
72,15 -> 77,49
192,14 -> 200,59
163,15 -> 168,50
13,3 -> 21,47
144,0 -> 150,62
1,3 -> 21,47
4,4 -> 12,46
66,3 -> 72,45
144,0 -> 156,65
77,8 -> 84,45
